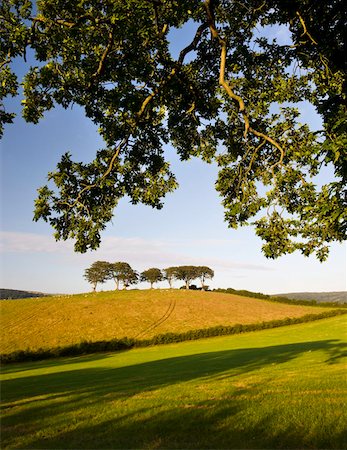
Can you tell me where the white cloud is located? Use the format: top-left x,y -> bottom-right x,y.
0,231 -> 71,253
0,231 -> 271,272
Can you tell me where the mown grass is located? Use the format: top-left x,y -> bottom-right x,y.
0,289 -> 335,353
1,315 -> 346,449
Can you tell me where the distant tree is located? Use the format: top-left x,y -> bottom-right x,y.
163,267 -> 178,289
141,268 -> 163,289
196,266 -> 214,290
122,267 -> 139,290
84,261 -> 110,292
109,262 -> 135,290
174,266 -> 199,290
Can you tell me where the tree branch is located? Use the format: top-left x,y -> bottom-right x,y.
296,11 -> 318,45
90,26 -> 116,83
64,21 -> 209,210
138,21 -> 209,117
204,0 -> 285,166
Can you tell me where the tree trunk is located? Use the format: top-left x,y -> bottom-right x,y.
93,282 -> 97,292
185,279 -> 189,289
150,282 -> 153,289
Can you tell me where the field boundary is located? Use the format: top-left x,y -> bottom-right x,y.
213,288 -> 347,307
1,309 -> 346,364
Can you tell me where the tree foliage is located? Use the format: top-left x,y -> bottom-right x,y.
173,266 -> 200,290
84,260 -> 110,291
163,267 -> 177,289
113,262 -> 138,289
141,267 -> 163,288
84,260 -> 138,290
196,266 -> 214,290
109,261 -> 136,290
122,268 -> 139,289
2,0 -> 346,259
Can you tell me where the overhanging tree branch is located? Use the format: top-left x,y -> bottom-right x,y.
204,0 -> 285,164
64,20 -> 210,211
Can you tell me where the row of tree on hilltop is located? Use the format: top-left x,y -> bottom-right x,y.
84,261 -> 214,292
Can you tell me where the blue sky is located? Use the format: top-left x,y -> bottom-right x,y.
0,22 -> 346,294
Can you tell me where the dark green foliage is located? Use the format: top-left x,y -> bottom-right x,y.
1,338 -> 135,364
193,266 -> 214,290
84,261 -> 111,292
1,0 -> 345,257
174,266 -> 201,289
162,267 -> 177,289
163,266 -> 214,289
140,268 -> 163,289
109,262 -> 138,290
2,309 -> 346,364
84,261 -> 138,290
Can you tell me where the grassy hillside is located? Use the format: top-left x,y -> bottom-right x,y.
1,315 -> 346,449
0,289 -> 335,354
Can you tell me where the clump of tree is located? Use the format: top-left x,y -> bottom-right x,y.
141,268 -> 163,289
84,262 -> 214,291
174,266 -> 200,290
84,261 -> 138,292
84,261 -> 111,292
109,262 -> 138,290
164,266 -> 214,290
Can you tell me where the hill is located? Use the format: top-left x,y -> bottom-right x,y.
0,289 -> 337,354
0,288 -> 49,300
274,291 -> 347,304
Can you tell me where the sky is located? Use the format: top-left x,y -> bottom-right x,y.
0,21 -> 346,295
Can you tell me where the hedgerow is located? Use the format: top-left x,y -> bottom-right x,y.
213,288 -> 347,307
1,309 -> 346,364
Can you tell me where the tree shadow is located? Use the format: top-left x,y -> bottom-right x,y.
23,397 -> 347,449
2,339 -> 346,449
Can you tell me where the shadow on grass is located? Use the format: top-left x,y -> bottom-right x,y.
2,339 -> 347,449
22,396 -> 347,449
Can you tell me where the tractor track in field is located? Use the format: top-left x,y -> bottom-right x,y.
1,305 -> 68,351
1,310 -> 44,331
1,304 -> 65,331
134,295 -> 177,339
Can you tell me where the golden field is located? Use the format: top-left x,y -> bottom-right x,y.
0,289 -> 334,353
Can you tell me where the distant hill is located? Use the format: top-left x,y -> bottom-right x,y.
273,291 -> 347,304
0,289 -> 50,300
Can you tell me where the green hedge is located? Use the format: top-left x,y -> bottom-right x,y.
1,309 -> 346,364
213,288 -> 347,308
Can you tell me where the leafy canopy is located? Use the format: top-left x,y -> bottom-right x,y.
84,260 -> 111,290
109,262 -> 136,289
174,265 -> 202,289
2,0 -> 346,259
196,266 -> 214,289
141,268 -> 163,287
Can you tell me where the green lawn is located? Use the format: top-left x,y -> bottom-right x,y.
1,316 -> 346,449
